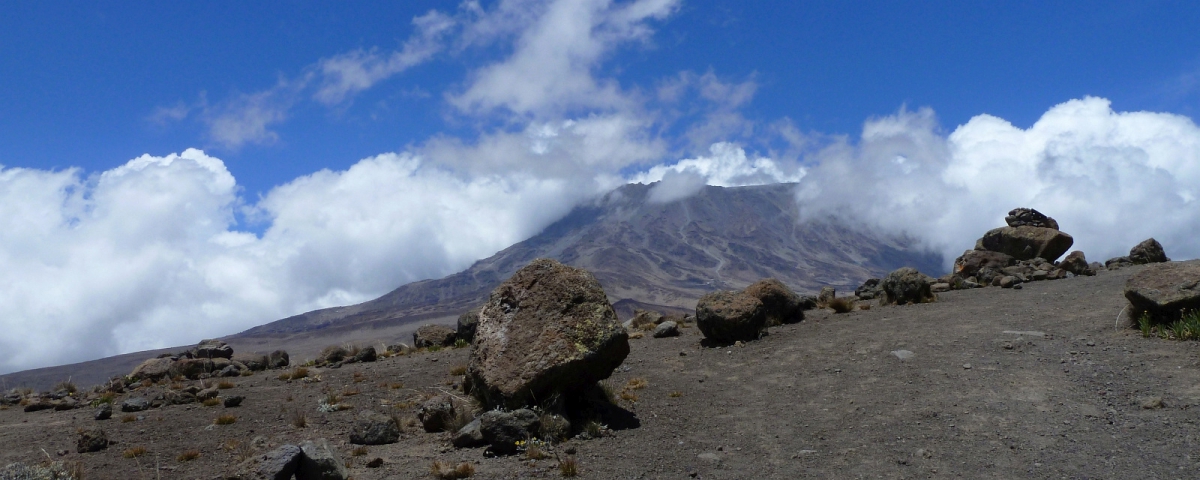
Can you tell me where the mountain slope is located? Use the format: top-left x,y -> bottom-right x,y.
238,182 -> 942,338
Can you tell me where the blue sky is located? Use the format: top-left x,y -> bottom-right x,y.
2,0 -> 1200,373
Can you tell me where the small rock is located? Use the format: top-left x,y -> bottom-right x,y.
120,397 -> 150,413
297,438 -> 348,480
366,458 -> 384,468
94,403 -> 112,420
652,320 -> 680,338
350,410 -> 400,445
1140,397 -> 1165,409
962,363 -> 972,370
76,427 -> 108,453
223,395 -> 244,408
891,350 -> 914,360
452,418 -> 486,448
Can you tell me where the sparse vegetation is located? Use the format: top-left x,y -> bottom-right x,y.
177,449 -> 201,462
351,446 -> 369,457
122,446 -> 148,458
202,398 -> 220,407
278,366 -> 309,381
430,460 -> 475,479
454,338 -> 469,349
352,371 -> 365,383
342,386 -> 361,397
1137,310 -> 1200,341
91,392 -> 115,406
214,414 -> 237,425
449,364 -> 468,376
289,409 -> 308,428
628,331 -> 644,339
625,378 -> 648,390
223,439 -> 256,462
121,414 -> 137,423
539,412 -> 571,442
217,380 -> 235,389
53,380 -> 77,394
669,390 -> 683,398
828,297 -> 855,314
559,456 -> 579,477
428,345 -> 443,353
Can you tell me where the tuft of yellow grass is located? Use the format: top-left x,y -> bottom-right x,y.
214,414 -> 236,425
123,446 -> 147,458
176,449 -> 201,462
431,460 -> 475,479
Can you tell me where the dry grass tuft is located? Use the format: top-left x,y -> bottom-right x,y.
828,297 -> 855,314
342,386 -> 361,397
121,414 -> 137,423
217,380 -> 235,389
559,456 -> 579,477
289,409 -> 308,428
430,460 -> 476,479
122,446 -> 147,458
202,398 -> 221,407
449,364 -> 468,376
625,378 -> 648,390
628,331 -> 644,340
352,371 -> 365,383
669,390 -> 683,398
525,442 -> 550,460
176,449 -> 201,462
214,414 -> 237,425
279,367 -> 309,381
351,445 -> 369,457
54,380 -> 78,394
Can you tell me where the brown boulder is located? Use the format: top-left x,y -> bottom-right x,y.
413,325 -> 457,348
130,357 -> 175,381
456,308 -> 481,343
880,267 -> 936,305
232,353 -> 270,371
1060,251 -> 1095,276
743,278 -> 804,325
696,290 -> 767,343
1129,238 -> 1170,265
169,358 -> 214,379
953,250 -> 1016,285
976,226 -> 1073,262
1124,260 -> 1200,324
467,259 -> 629,410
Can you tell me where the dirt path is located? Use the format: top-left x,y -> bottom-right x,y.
4,265 -> 1200,479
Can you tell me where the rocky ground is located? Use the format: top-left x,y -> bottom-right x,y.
4,263 -> 1200,479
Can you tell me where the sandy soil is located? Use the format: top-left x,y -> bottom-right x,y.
4,264 -> 1200,479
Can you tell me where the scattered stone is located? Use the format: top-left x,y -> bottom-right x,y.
224,395 -> 245,408
1004,207 -> 1059,230
1140,397 -> 1165,409
237,444 -> 302,480
930,282 -> 951,293
629,309 -> 664,329
452,418 -> 486,448
1129,238 -> 1170,265
999,276 -> 1018,289
218,365 -> 241,377
196,387 -> 220,400
891,350 -> 914,360
365,458 -> 384,468
817,287 -> 836,305
418,395 -> 466,433
696,290 -> 767,343
268,350 -> 290,369
479,408 -> 540,455
353,346 -> 377,363
94,403 -> 112,420
854,278 -> 883,300
1124,259 -> 1200,324
120,397 -> 150,413
349,410 -> 400,445
653,321 -> 680,338
1106,256 -> 1134,270
954,250 -> 1017,286
456,307 -> 482,343
386,343 -> 410,354
467,259 -> 629,410
880,267 -> 936,305
976,226 -> 1073,262
233,353 -> 270,371
744,278 -> 805,325
297,438 -> 348,480
1060,251 -> 1095,276
169,358 -> 214,380
76,427 -> 108,453
413,324 -> 457,349
317,346 -> 349,365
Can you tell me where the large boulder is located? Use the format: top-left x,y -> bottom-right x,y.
880,267 -> 936,305
169,358 -> 214,379
695,290 -> 767,343
1059,251 -> 1095,276
467,259 -> 629,410
1129,238 -> 1170,265
193,339 -> 233,359
1005,207 -> 1059,230
317,346 -> 349,365
236,444 -> 302,480
413,325 -> 457,348
268,350 -> 290,369
129,357 -> 175,382
456,308 -> 481,343
976,226 -> 1073,262
233,353 -> 270,371
854,278 -> 882,300
349,411 -> 400,445
953,249 -> 1017,285
418,395 -> 468,433
1124,260 -> 1200,324
297,438 -> 348,480
743,278 -> 804,325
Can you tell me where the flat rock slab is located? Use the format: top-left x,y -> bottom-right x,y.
1124,259 -> 1200,323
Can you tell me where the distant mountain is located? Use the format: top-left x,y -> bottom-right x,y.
236,182 -> 941,336
1,182 -> 942,390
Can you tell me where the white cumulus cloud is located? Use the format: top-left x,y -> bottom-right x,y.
797,97 -> 1200,270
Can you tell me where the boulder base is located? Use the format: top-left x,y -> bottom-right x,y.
976,226 -> 1073,262
1124,260 -> 1200,324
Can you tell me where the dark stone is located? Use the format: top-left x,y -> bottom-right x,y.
353,346 -> 377,363
695,290 -> 767,343
413,325 -> 457,348
418,395 -> 464,433
479,409 -> 540,455
743,278 -> 804,325
976,226 -> 1073,262
120,397 -> 150,412
268,350 -> 290,369
76,427 -> 108,453
854,278 -> 883,300
94,403 -> 112,420
297,438 -> 348,480
233,353 -> 270,371
1106,256 -> 1134,270
467,259 -> 628,410
193,339 -> 234,359
456,307 -> 481,343
237,444 -> 302,480
224,395 -> 245,408
1060,251 -> 1094,276
953,249 -> 1017,285
1004,207 -> 1059,230
1129,238 -> 1170,265
317,346 -> 349,365
880,267 -> 936,305
349,410 -> 400,445
452,418 -> 486,448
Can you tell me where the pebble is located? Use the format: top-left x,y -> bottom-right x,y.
962,363 -> 972,370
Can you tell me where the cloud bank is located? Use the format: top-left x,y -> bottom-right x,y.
797,97 -> 1200,269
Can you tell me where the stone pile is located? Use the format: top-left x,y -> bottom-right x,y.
695,278 -> 811,344
129,340 -> 290,383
